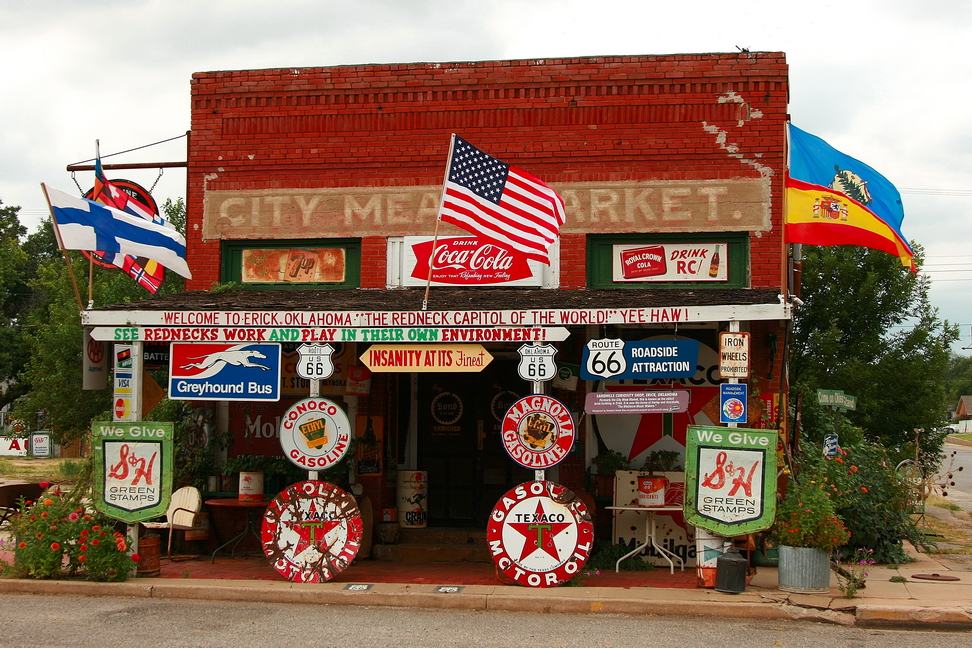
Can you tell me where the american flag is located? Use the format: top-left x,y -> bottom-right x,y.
438,136 -> 565,265
90,158 -> 166,293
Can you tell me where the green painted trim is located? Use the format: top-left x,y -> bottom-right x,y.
221,239 -> 361,290
586,233 -> 749,289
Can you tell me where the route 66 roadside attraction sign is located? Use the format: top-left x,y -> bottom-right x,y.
683,425 -> 777,537
91,421 -> 174,523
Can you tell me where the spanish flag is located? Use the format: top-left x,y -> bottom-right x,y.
785,124 -> 916,271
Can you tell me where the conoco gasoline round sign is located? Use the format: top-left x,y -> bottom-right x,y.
279,397 -> 352,470
262,481 -> 362,583
487,481 -> 593,587
501,394 -> 575,469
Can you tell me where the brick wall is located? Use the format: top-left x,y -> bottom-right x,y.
187,53 -> 789,291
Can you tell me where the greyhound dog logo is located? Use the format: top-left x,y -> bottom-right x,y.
179,345 -> 272,380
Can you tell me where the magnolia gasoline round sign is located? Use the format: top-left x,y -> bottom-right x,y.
487,480 -> 593,587
501,394 -> 575,469
262,481 -> 362,583
279,397 -> 352,470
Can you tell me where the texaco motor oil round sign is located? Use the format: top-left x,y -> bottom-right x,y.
279,397 -> 352,470
501,394 -> 575,469
487,480 -> 593,587
262,481 -> 363,583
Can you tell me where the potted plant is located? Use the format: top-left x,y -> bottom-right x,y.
769,476 -> 850,593
589,450 -> 631,498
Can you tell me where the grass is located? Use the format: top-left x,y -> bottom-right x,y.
917,514 -> 972,553
0,457 -> 88,483
954,433 -> 972,442
928,494 -> 963,512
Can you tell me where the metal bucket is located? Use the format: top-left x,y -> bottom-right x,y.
396,471 -> 428,528
239,471 -> 264,501
637,475 -> 667,507
695,527 -> 724,588
777,545 -> 831,593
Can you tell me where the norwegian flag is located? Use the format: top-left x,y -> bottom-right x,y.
438,136 -> 566,265
90,159 -> 166,293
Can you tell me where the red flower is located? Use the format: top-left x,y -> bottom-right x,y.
80,530 -> 89,537
50,542 -> 60,551
91,539 -> 100,546
43,499 -> 53,506
92,525 -> 100,531
17,542 -> 26,549
861,487 -> 869,493
78,555 -> 87,563
131,554 -> 141,563
39,481 -> 51,489
80,545 -> 88,552
835,457 -> 844,463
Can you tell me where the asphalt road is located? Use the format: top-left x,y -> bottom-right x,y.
940,442 -> 972,499
0,593 -> 970,648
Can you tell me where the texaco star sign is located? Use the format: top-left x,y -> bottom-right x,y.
262,481 -> 363,583
487,480 -> 593,587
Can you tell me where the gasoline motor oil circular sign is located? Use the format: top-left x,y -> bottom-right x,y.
501,394 -> 575,469
262,481 -> 363,583
279,397 -> 352,470
487,480 -> 593,587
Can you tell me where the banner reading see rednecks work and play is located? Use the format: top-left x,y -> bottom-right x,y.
785,124 -> 916,271
437,135 -> 566,266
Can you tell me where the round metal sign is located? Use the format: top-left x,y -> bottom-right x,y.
487,481 -> 593,587
262,481 -> 362,583
501,394 -> 575,469
279,397 -> 352,470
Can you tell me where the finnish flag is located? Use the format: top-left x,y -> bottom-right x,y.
42,184 -> 192,279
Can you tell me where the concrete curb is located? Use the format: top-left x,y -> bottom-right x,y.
2,577 -> 971,629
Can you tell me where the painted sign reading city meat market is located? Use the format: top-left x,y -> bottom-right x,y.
362,344 -> 492,372
202,179 -> 770,240
487,481 -> 593,587
501,395 -> 575,469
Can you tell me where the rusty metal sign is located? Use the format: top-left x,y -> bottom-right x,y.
501,395 -> 575,469
487,481 -> 593,587
262,481 -> 363,583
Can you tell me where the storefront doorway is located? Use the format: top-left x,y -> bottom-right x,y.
417,358 -> 532,527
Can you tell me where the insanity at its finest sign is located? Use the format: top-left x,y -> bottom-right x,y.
91,421 -> 174,523
362,344 -> 492,372
501,395 -> 575,469
488,481 -> 593,587
279,398 -> 352,470
202,179 -> 770,240
262,481 -> 362,583
684,426 -> 778,536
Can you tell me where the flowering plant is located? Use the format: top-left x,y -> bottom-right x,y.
832,547 -> 875,598
4,482 -> 139,582
769,476 -> 850,551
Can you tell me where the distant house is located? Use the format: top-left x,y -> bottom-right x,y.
952,396 -> 972,433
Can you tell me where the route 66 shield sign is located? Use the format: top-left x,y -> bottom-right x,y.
296,343 -> 335,380
517,344 -> 558,382
583,339 -> 627,379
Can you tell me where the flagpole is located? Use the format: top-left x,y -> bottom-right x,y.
40,183 -> 85,313
422,133 -> 457,311
87,140 -> 100,309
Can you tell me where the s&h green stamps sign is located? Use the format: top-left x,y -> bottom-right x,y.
684,426 -> 777,536
91,422 -> 174,523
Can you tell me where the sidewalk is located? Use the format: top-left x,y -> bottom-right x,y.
1,543 -> 969,629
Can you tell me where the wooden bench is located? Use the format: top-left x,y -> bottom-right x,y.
0,483 -> 45,526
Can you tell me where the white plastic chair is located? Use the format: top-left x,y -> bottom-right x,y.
142,486 -> 202,556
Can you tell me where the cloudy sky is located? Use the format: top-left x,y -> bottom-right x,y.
2,0 -> 971,350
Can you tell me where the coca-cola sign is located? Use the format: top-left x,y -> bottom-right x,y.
409,237 -> 536,285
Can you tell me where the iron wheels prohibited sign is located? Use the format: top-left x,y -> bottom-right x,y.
487,481 -> 593,587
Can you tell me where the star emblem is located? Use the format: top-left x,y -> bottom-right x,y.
507,500 -> 572,562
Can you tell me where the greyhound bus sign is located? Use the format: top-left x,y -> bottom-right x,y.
168,342 -> 282,401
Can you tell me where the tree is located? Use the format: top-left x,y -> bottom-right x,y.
11,198 -> 187,443
791,244 -> 957,465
